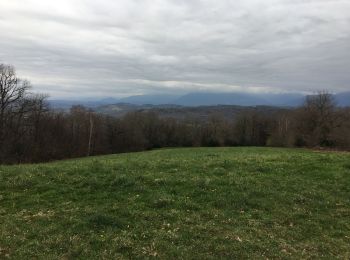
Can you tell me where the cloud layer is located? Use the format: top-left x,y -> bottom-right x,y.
1,0 -> 349,98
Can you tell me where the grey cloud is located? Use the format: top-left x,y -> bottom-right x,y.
0,0 -> 349,98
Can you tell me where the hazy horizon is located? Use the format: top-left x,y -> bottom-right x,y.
1,0 -> 350,98
47,90 -> 348,102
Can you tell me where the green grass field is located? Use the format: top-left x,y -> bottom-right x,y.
1,147 -> 350,259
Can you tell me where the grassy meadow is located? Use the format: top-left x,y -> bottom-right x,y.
0,147 -> 349,259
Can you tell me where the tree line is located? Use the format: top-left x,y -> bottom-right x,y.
1,64 -> 349,164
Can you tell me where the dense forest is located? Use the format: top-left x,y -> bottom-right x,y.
1,64 -> 349,164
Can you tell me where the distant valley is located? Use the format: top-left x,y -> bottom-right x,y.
49,91 -> 350,110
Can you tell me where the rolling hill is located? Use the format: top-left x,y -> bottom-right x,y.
95,104 -> 288,120
336,92 -> 350,107
1,147 -> 349,258
49,91 -> 350,109
173,92 -> 305,106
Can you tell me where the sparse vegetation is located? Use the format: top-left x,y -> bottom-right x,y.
1,147 -> 349,258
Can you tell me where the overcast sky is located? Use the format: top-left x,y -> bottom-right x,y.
0,0 -> 349,98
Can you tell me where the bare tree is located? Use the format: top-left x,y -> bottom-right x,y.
0,64 -> 31,158
0,64 -> 30,117
296,91 -> 339,147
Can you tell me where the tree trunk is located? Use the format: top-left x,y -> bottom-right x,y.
87,114 -> 94,156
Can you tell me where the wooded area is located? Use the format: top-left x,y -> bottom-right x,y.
1,64 -> 349,164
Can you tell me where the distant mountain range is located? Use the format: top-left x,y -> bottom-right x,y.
49,91 -> 350,109
335,92 -> 350,107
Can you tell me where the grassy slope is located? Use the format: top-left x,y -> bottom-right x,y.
0,147 -> 349,259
